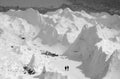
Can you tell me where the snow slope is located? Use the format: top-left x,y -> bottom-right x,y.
0,8 -> 120,79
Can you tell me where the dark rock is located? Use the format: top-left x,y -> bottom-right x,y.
41,50 -> 59,57
23,65 -> 36,75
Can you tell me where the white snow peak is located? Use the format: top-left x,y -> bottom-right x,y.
40,8 -> 94,44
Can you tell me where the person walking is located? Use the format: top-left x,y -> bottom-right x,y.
66,66 -> 69,71
65,66 -> 69,71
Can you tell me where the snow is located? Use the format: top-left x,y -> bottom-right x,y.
0,8 -> 120,79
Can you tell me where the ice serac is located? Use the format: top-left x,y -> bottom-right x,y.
63,23 -> 111,79
95,24 -> 120,61
61,8 -> 120,79
33,66 -> 68,79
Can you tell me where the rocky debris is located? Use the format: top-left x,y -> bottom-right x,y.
23,54 -> 36,75
41,50 -> 59,57
23,65 -> 36,75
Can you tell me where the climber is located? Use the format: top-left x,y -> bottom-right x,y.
65,66 -> 67,71
66,66 -> 69,71
65,65 -> 69,71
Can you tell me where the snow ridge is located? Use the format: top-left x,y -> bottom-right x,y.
40,8 -> 94,44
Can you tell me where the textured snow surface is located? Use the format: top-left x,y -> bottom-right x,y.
0,8 -> 120,79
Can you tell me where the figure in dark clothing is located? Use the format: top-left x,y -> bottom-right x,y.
67,66 -> 69,71
65,66 -> 69,71
65,66 -> 67,71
